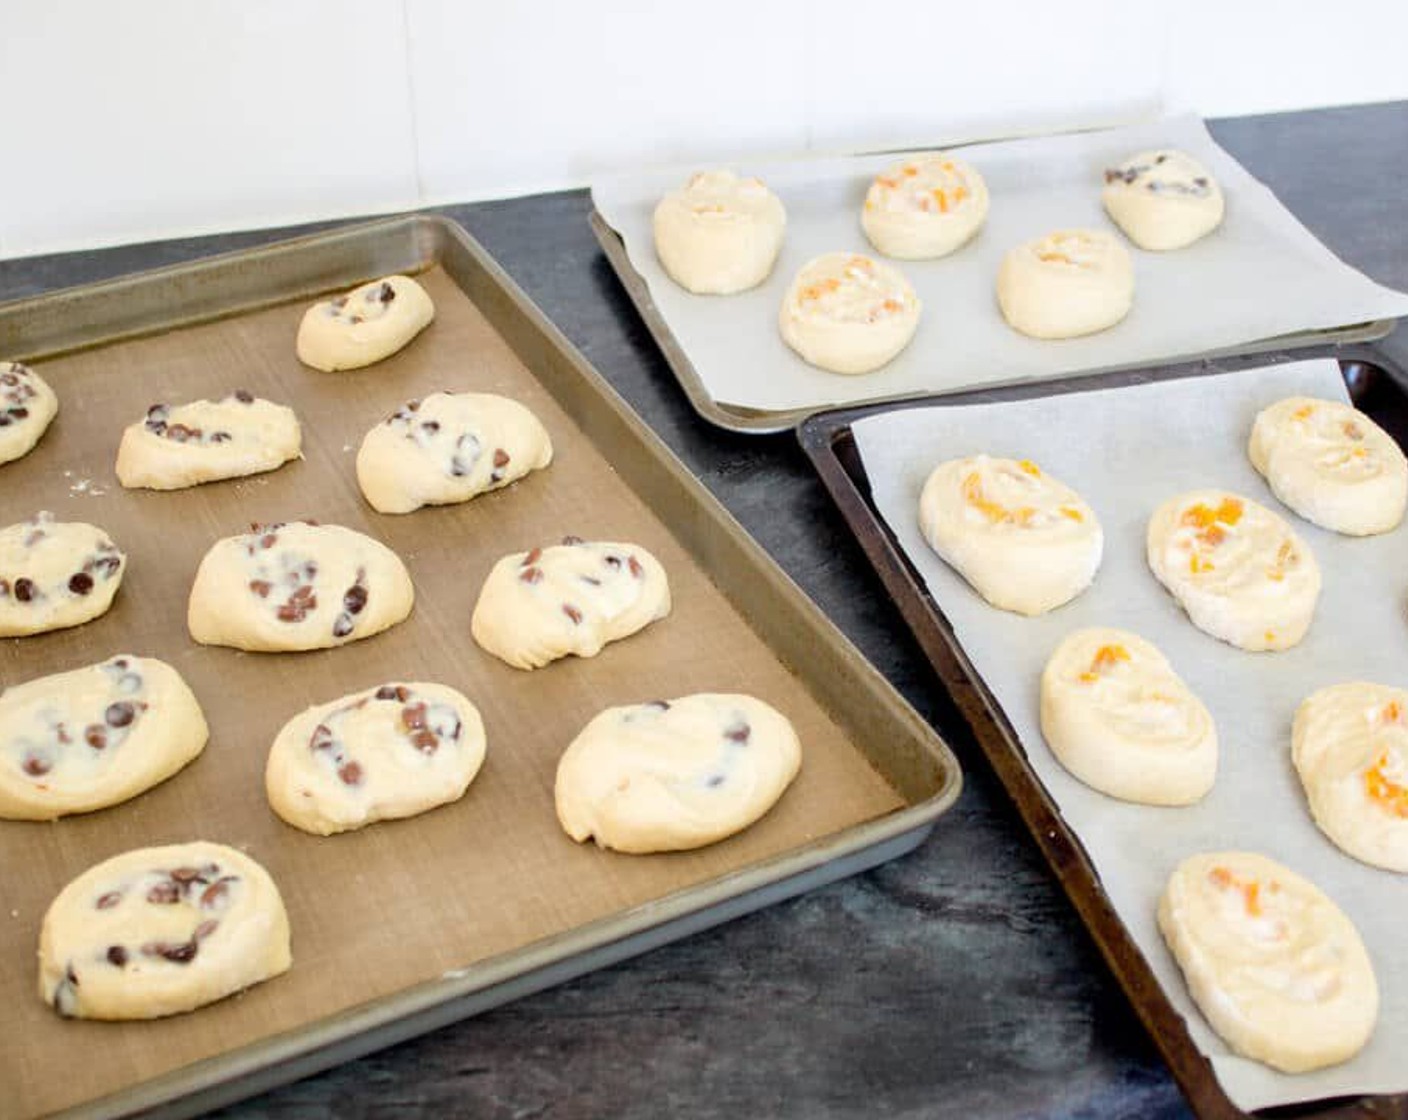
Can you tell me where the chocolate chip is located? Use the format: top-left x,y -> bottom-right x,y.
604,555 -> 622,570
68,572 -> 93,595
562,603 -> 583,625
107,946 -> 129,967
170,867 -> 205,885
1103,168 -> 1123,184
343,583 -> 367,615
706,774 -> 726,788
10,407 -> 26,420
249,579 -> 272,598
14,578 -> 35,602
146,882 -> 181,904
1155,153 -> 1169,164
310,724 -> 335,751
562,535 -> 583,546
402,702 -> 428,732
411,729 -> 438,753
200,879 -> 232,908
420,420 -> 440,434
376,685 -> 411,702
260,532 -> 278,549
646,700 -> 671,711
0,578 -> 7,597
22,754 -> 50,776
519,566 -> 543,585
338,760 -> 363,785
331,612 -> 354,638
92,555 -> 122,578
724,722 -> 751,744
144,939 -> 198,964
349,314 -> 364,325
332,296 -> 349,310
580,575 -> 601,586
627,555 -> 644,579
1193,176 -> 1208,187
493,448 -> 510,468
522,547 -> 542,567
194,919 -> 219,940
85,725 -> 108,750
234,389 -> 254,403
96,891 -> 123,910
166,423 -> 200,442
378,282 -> 396,303
210,430 -> 232,443
105,701 -> 135,728
0,415 -> 9,428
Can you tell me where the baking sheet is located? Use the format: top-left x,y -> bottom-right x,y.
849,358 -> 1408,1112
0,264 -> 912,1120
592,116 -> 1408,418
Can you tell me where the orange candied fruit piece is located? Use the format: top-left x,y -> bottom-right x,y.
1017,459 -> 1042,477
1189,554 -> 1215,574
1038,251 -> 1073,265
1059,506 -> 1084,522
931,188 -> 950,213
1207,867 -> 1263,916
1380,700 -> 1405,725
1364,751 -> 1408,818
1291,404 -> 1315,421
1079,644 -> 1130,682
902,165 -> 918,177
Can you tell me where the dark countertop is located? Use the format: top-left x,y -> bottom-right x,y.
4,101 -> 1405,1120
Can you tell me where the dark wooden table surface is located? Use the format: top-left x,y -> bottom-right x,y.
3,100 -> 1405,1120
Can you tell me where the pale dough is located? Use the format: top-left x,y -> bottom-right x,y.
188,521 -> 414,652
266,681 -> 486,836
1040,627 -> 1216,805
1146,490 -> 1320,652
356,391 -> 552,514
295,275 -> 435,372
1293,682 -> 1408,873
996,229 -> 1134,339
652,170 -> 786,295
0,512 -> 126,637
779,252 -> 921,374
917,455 -> 1103,616
116,390 -> 301,490
1102,149 -> 1224,252
1248,396 -> 1407,536
0,361 -> 58,466
0,654 -> 208,821
471,537 -> 671,670
861,152 -> 990,260
1158,850 -> 1378,1073
555,693 -> 801,854
38,841 -> 291,1020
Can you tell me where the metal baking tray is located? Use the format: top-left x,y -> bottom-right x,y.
0,215 -> 960,1120
797,344 -> 1407,1120
590,210 -> 1399,436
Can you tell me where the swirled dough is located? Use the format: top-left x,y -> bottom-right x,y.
188,521 -> 413,652
0,654 -> 208,821
861,152 -> 989,260
778,252 -> 921,374
996,229 -> 1133,339
0,361 -> 58,466
0,512 -> 126,637
1293,682 -> 1408,873
295,275 -> 435,372
918,455 -> 1102,615
1040,628 -> 1216,805
1146,491 -> 1320,651
1102,149 -> 1224,252
1158,851 -> 1378,1073
266,681 -> 487,836
471,537 -> 670,670
116,391 -> 301,490
38,842 -> 291,1020
356,391 -> 552,514
1248,397 -> 1407,536
652,170 -> 786,294
555,693 -> 801,853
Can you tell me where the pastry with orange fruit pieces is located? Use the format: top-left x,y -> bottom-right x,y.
1293,682 -> 1408,873
918,454 -> 1102,615
779,252 -> 920,374
996,229 -> 1133,339
1248,397 -> 1407,536
1158,851 -> 1378,1073
1147,490 -> 1320,651
652,170 -> 786,295
861,153 -> 989,260
1102,150 -> 1224,251
1040,627 -> 1216,805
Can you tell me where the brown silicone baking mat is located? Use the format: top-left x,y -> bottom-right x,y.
797,347 -> 1408,1120
0,217 -> 959,1120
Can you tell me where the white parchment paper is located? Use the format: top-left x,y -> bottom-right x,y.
592,118 -> 1408,417
850,359 -> 1408,1111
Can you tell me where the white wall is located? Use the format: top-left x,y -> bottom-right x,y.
2,1 -> 1405,260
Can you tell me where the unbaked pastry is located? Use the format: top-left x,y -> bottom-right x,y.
996,229 -> 1133,339
917,455 -> 1102,616
38,841 -> 291,1020
1158,850 -> 1378,1073
778,252 -> 921,375
555,693 -> 801,853
116,391 -> 301,490
652,170 -> 786,294
266,681 -> 486,835
1293,682 -> 1408,873
0,654 -> 208,821
1102,150 -> 1224,251
471,536 -> 671,670
295,275 -> 435,372
356,391 -> 552,514
0,512 -> 125,637
1040,628 -> 1216,805
0,361 -> 59,466
1147,491 -> 1320,651
861,152 -> 989,260
188,521 -> 413,652
1248,396 -> 1407,536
